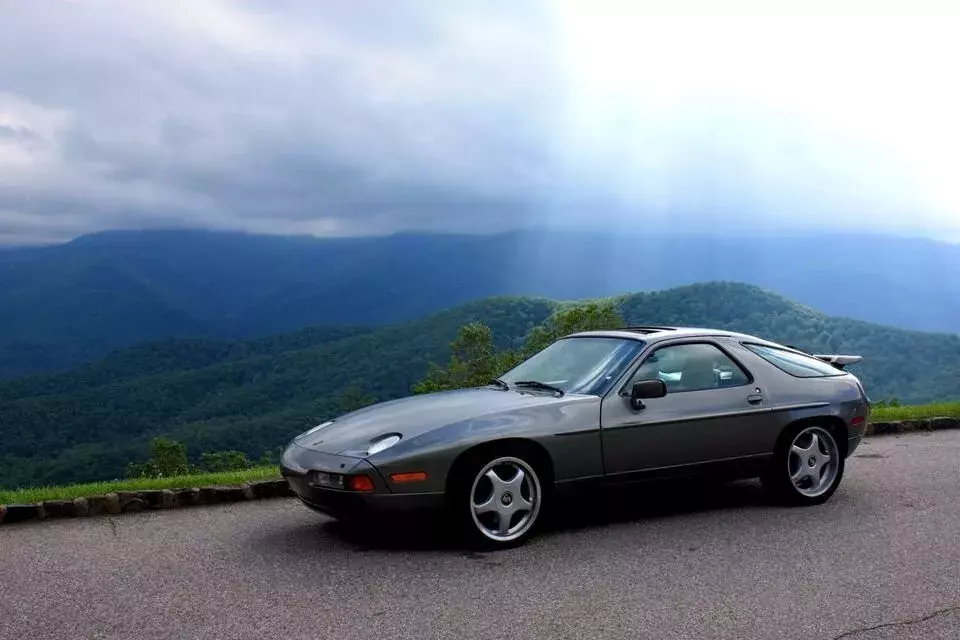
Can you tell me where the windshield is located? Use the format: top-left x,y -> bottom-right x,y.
500,337 -> 645,395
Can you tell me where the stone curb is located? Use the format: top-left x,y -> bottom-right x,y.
0,479 -> 293,526
863,416 -> 959,436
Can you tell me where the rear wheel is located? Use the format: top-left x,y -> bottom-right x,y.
452,450 -> 546,549
763,424 -> 845,505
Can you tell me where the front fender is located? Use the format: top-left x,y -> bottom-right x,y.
367,395 -> 603,493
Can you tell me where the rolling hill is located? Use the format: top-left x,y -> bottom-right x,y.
1,282 -> 958,489
2,228 -> 959,377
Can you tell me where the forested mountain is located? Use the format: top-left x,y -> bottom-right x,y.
2,228 -> 959,377
2,282 -> 959,489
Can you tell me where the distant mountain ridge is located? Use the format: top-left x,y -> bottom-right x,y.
1,282 -> 958,488
1,228 -> 958,377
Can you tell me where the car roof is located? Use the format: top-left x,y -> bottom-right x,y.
565,326 -> 767,343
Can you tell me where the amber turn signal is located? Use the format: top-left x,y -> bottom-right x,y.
390,471 -> 428,484
347,475 -> 375,492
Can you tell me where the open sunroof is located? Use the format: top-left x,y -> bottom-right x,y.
621,326 -> 677,334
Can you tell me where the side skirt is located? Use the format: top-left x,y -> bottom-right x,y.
555,453 -> 773,496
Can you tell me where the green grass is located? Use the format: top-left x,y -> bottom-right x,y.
871,402 -> 960,422
0,466 -> 280,505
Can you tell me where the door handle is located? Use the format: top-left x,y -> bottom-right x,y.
747,394 -> 764,405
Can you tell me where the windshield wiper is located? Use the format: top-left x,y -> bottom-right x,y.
514,380 -> 565,396
487,378 -> 510,391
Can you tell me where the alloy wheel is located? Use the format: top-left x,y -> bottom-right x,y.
469,456 -> 541,543
788,426 -> 839,498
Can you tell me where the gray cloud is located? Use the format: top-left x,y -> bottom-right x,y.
0,0 -> 568,243
0,124 -> 41,143
0,2 -> 958,245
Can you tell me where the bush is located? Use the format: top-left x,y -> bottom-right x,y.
198,450 -> 250,473
126,438 -> 269,478
125,437 -> 191,478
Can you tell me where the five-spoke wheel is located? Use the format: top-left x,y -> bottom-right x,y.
764,423 -> 845,505
470,456 -> 541,543
454,450 -> 546,548
788,426 -> 839,498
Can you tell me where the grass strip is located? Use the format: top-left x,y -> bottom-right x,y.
0,466 -> 280,504
871,402 -> 960,422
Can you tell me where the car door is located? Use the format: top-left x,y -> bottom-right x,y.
599,339 -> 772,479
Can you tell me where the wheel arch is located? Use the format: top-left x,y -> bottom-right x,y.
444,438 -> 555,496
777,415 -> 849,457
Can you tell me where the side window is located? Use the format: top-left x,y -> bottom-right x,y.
742,343 -> 843,378
629,343 -> 750,393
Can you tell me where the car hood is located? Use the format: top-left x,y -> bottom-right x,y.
294,387 -> 576,456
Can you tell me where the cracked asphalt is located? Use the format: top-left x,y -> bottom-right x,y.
1,431 -> 958,640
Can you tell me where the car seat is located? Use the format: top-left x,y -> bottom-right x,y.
679,353 -> 718,391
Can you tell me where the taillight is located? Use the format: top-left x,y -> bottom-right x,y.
346,475 -> 375,492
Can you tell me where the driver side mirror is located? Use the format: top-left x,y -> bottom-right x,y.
629,379 -> 667,410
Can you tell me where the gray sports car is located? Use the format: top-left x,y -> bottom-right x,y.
281,326 -> 870,547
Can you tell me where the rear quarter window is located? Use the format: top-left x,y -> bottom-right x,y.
742,343 -> 844,378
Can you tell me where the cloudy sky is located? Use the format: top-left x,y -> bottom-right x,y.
1,0 -> 959,245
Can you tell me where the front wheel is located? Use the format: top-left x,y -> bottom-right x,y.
763,424 -> 845,505
453,453 -> 546,549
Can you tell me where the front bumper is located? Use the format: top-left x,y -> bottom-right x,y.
280,442 -> 444,519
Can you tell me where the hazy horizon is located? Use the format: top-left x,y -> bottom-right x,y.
3,224 -> 959,252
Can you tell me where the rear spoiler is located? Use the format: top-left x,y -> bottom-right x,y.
812,354 -> 863,370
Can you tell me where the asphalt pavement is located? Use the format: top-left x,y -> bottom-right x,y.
1,431 -> 958,640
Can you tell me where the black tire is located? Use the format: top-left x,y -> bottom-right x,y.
763,422 -> 845,505
448,446 -> 550,550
